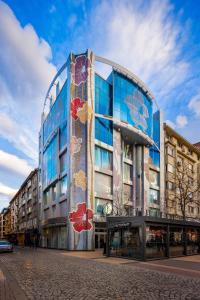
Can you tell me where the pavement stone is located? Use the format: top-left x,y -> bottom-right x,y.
0,248 -> 200,300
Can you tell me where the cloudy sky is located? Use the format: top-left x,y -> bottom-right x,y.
0,0 -> 200,210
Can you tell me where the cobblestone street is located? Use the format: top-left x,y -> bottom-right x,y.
1,248 -> 200,300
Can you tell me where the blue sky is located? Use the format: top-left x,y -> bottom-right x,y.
0,0 -> 200,210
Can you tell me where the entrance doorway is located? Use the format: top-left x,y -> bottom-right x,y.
95,232 -> 106,249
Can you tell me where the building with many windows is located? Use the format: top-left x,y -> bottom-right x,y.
39,50 -> 164,250
0,208 -> 7,239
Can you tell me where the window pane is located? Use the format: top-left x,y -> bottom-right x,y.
95,146 -> 112,170
95,198 -> 112,216
124,142 -> 133,160
60,151 -> 67,175
124,163 -> 132,182
60,176 -> 67,196
149,170 -> 159,188
149,189 -> 159,204
95,172 -> 112,195
43,134 -> 57,187
95,117 -> 113,146
60,122 -> 67,150
123,184 -> 132,204
95,74 -> 112,116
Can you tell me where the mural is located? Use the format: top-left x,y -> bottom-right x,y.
68,51 -> 94,250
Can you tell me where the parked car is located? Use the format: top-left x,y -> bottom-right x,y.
0,240 -> 13,252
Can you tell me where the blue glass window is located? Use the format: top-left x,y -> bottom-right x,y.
43,134 -> 58,187
60,151 -> 67,176
113,71 -> 152,137
60,175 -> 67,196
150,111 -> 160,167
95,146 -> 112,170
95,74 -> 112,116
60,121 -> 67,150
95,117 -> 113,146
43,81 -> 67,145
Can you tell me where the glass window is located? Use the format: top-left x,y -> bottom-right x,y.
95,198 -> 112,216
95,117 -> 113,146
95,74 -> 112,116
149,189 -> 159,205
60,151 -> 67,175
52,184 -> 57,201
43,190 -> 51,206
149,170 -> 159,188
124,163 -> 133,182
95,172 -> 112,195
43,81 -> 67,145
167,164 -> 174,173
44,208 -> 50,220
124,142 -> 133,160
167,146 -> 175,156
123,184 -> 132,204
60,176 -> 67,197
95,146 -> 112,170
43,134 -> 58,187
146,225 -> 167,259
60,122 -> 67,150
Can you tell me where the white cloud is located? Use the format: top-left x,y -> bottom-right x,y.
188,94 -> 200,117
0,150 -> 33,177
90,0 -> 189,104
0,182 -> 17,197
176,115 -> 188,128
0,1 -> 57,161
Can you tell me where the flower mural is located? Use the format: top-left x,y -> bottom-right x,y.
69,203 -> 93,233
70,97 -> 85,120
73,170 -> 87,191
77,102 -> 93,124
71,136 -> 82,154
71,55 -> 91,86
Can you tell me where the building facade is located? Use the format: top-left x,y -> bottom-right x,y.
39,50 -> 164,250
0,208 -> 7,239
164,124 -> 200,220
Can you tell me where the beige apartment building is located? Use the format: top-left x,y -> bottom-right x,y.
164,124 -> 200,220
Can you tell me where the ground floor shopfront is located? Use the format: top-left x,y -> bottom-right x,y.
107,216 -> 200,260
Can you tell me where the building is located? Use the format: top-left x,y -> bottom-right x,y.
39,50 -> 164,250
194,142 -> 200,150
3,207 -> 11,239
17,169 -> 39,246
164,124 -> 200,220
0,208 -> 7,239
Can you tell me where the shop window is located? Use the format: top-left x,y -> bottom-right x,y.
60,151 -> 67,176
124,142 -> 133,160
95,172 -> 112,195
60,176 -> 67,197
169,227 -> 184,257
95,146 -> 112,170
124,163 -> 133,182
146,225 -> 167,259
95,117 -> 113,146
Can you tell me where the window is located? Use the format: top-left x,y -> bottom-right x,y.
124,163 -> 133,182
167,181 -> 174,190
59,200 -> 67,217
60,176 -> 67,197
95,172 -> 112,195
167,164 -> 174,173
124,142 -> 133,160
188,206 -> 194,214
149,189 -> 159,204
123,184 -> 132,204
95,146 -> 112,170
150,170 -> 159,188
95,198 -> 112,216
43,134 -> 58,187
167,146 -> 175,157
95,74 -> 112,116
43,190 -> 51,206
44,208 -> 49,220
95,117 -> 113,146
177,156 -> 183,166
60,151 -> 67,175
60,122 -> 67,150
52,184 -> 57,201
149,208 -> 160,217
188,163 -> 193,172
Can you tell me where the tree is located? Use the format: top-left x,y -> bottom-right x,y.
174,161 -> 200,220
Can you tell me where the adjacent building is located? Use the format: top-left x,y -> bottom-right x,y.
39,50 -> 164,250
0,208 -> 7,239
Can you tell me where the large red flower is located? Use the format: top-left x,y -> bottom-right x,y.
71,55 -> 91,86
70,97 -> 84,120
69,203 -> 93,233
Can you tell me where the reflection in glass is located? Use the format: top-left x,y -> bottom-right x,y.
146,226 -> 167,259
60,176 -> 67,196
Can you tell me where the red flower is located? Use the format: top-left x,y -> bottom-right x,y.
69,203 -> 93,233
70,97 -> 84,120
71,55 -> 91,86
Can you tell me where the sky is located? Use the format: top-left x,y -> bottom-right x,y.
0,0 -> 200,210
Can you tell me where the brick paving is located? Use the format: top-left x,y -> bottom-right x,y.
1,248 -> 200,300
